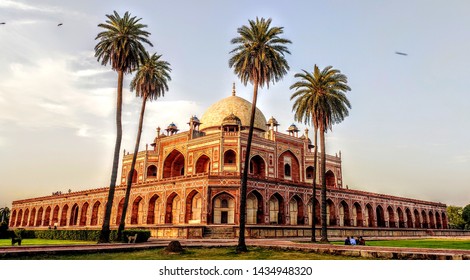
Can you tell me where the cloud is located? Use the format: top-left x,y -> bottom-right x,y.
0,0 -> 59,13
0,53 -> 114,135
451,153 -> 470,164
74,69 -> 112,77
76,124 -> 91,137
0,49 -> 206,152
7,19 -> 40,25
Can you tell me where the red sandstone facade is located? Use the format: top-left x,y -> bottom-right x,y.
10,88 -> 448,237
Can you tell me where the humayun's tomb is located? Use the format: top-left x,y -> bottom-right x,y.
10,85 -> 452,238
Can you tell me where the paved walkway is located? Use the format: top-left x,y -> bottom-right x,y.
1,238 -> 469,260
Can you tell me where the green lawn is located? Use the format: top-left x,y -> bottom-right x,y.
0,238 -> 95,246
3,238 -> 469,260
332,238 -> 470,250
1,246 -> 372,260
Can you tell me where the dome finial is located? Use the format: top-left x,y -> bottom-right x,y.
232,82 -> 236,96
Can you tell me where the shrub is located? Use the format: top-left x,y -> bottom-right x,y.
13,228 -> 35,239
122,229 -> 150,243
34,230 -> 118,241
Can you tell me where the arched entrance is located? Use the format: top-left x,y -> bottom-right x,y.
339,201 -> 350,226
308,198 -> 320,226
406,208 -> 413,228
212,193 -> 235,224
305,166 -> 314,181
163,150 -> 185,178
325,170 -> 336,188
195,155 -> 210,174
421,210 -> 428,228
132,170 -> 138,183
353,202 -> 363,226
442,213 -> 448,229
16,209 -> 23,227
247,191 -> 263,224
223,150 -> 236,165
268,193 -> 285,224
69,204 -> 79,226
147,194 -> 161,224
250,155 -> 266,177
36,207 -> 44,227
326,199 -> 336,226
79,202 -> 89,226
147,165 -> 157,178
165,193 -> 181,224
131,196 -> 143,225
387,206 -> 396,228
185,190 -> 202,223
397,207 -> 405,228
10,210 -> 16,228
52,205 -> 60,226
364,204 -> 374,227
28,208 -> 36,227
414,209 -> 421,228
428,210 -> 435,228
60,204 -> 69,226
376,205 -> 385,227
115,198 -> 125,225
22,209 -> 29,226
289,195 -> 304,225
90,201 -> 101,226
43,206 -> 52,227
435,212 -> 442,229
278,151 -> 300,181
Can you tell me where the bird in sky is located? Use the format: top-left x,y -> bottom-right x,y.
57,23 -> 63,26
395,51 -> 408,56
0,22 -> 5,25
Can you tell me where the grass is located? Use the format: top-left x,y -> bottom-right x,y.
3,238 -> 469,260
1,246 -> 372,260
0,238 -> 95,246
331,238 -> 470,250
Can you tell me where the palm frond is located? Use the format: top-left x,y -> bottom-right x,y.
290,64 -> 351,131
229,17 -> 291,88
94,11 -> 152,73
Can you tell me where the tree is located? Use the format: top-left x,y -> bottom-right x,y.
462,204 -> 470,227
94,11 -> 152,243
290,65 -> 351,242
290,82 -> 320,242
446,205 -> 465,229
0,207 -> 10,224
229,17 -> 291,252
118,52 -> 171,240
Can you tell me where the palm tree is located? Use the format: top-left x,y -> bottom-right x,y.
229,17 -> 291,252
290,65 -> 351,242
117,52 -> 171,240
291,79 -> 321,243
94,11 -> 152,243
0,207 -> 10,224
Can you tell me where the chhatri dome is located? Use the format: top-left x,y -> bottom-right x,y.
199,84 -> 267,133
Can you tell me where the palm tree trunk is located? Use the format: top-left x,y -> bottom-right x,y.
320,124 -> 329,242
118,94 -> 148,241
237,79 -> 259,253
311,125 -> 318,242
99,70 -> 124,243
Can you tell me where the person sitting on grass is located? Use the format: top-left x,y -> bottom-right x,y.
358,236 -> 366,245
350,236 -> 357,245
344,236 -> 351,245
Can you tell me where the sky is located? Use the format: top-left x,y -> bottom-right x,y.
0,0 -> 469,209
